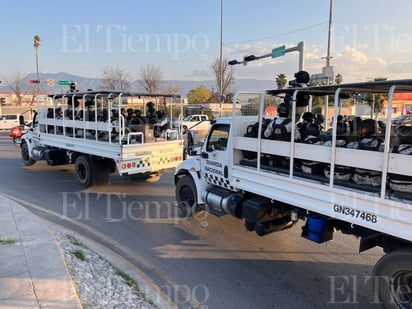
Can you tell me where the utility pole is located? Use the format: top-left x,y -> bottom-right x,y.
33,35 -> 41,94
321,0 -> 334,85
326,0 -> 333,67
219,0 -> 224,117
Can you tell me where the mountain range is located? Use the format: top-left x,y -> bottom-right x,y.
5,72 -> 277,97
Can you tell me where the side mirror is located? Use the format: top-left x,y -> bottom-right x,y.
187,130 -> 195,148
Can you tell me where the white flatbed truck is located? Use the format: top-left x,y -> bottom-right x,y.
21,90 -> 184,187
175,79 -> 412,308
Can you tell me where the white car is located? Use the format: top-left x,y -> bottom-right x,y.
0,114 -> 23,130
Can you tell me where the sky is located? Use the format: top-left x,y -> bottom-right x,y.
2,0 -> 412,84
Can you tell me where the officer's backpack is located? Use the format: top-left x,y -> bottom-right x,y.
271,118 -> 291,141
244,118 -> 271,138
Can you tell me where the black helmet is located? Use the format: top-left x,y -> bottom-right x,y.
294,71 -> 310,84
360,119 -> 376,136
277,103 -> 289,117
397,125 -> 412,144
302,112 -> 314,122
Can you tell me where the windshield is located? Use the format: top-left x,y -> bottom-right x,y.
183,115 -> 192,121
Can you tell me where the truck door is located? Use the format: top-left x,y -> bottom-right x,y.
200,123 -> 231,189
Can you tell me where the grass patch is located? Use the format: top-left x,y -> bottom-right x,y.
113,266 -> 156,307
72,249 -> 87,261
67,235 -> 88,249
0,238 -> 17,245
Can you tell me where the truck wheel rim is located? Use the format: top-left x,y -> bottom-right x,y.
77,165 -> 87,182
390,270 -> 412,308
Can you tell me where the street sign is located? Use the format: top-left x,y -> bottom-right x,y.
58,80 -> 74,86
322,66 -> 334,80
271,45 -> 286,58
47,79 -> 55,86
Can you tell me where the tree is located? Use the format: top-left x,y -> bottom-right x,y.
365,93 -> 385,119
275,73 -> 288,89
98,66 -> 131,90
138,64 -> 163,94
187,85 -> 212,104
162,83 -> 181,96
211,58 -> 235,102
365,77 -> 387,119
335,73 -> 343,84
3,73 -> 39,106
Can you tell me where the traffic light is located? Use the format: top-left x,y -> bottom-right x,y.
29,79 -> 40,84
228,59 -> 240,65
244,55 -> 257,62
0,97 -> 5,105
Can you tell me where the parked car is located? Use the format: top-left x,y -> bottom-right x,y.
172,114 -> 211,133
392,115 -> 412,126
0,114 -> 24,130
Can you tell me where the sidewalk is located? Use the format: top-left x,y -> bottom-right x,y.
0,194 -> 82,308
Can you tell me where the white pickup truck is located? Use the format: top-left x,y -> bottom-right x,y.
177,114 -> 211,134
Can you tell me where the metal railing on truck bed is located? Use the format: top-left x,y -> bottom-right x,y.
231,80 -> 412,243
35,90 -> 181,145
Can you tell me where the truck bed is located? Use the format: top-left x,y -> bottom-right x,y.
33,91 -> 184,175
228,83 -> 412,243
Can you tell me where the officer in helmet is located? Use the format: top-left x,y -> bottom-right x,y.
145,101 -> 157,123
358,119 -> 382,150
263,103 -> 292,140
296,111 -> 314,142
350,119 -> 383,186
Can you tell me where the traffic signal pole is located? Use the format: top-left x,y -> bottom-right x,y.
229,41 -> 305,71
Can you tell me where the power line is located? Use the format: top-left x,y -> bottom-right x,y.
224,21 -> 328,45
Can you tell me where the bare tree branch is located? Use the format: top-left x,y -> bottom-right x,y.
138,64 -> 163,94
3,73 -> 37,106
211,59 -> 235,102
99,66 -> 132,90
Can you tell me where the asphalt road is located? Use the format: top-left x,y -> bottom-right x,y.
0,132 -> 383,309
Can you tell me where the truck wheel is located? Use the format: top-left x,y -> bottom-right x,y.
21,142 -> 35,166
75,156 -> 93,187
372,248 -> 412,308
176,175 -> 198,218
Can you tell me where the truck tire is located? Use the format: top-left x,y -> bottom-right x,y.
75,155 -> 93,187
372,248 -> 412,308
21,142 -> 35,166
175,175 -> 198,218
